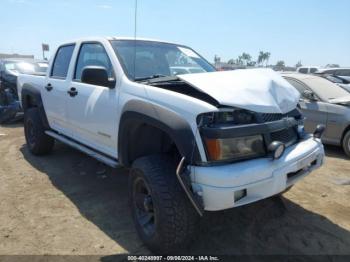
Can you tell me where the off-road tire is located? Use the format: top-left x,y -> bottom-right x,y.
24,108 -> 54,155
342,130 -> 350,157
129,154 -> 199,254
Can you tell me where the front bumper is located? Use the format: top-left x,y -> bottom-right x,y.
190,136 -> 324,211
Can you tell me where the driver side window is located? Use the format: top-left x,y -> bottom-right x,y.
74,42 -> 114,81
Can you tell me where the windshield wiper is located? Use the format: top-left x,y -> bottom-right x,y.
134,74 -> 179,83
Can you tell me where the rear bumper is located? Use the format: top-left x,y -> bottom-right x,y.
190,136 -> 324,211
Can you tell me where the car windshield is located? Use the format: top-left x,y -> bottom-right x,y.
4,61 -> 48,74
110,40 -> 215,81
303,77 -> 350,101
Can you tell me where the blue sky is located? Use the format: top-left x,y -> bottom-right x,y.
1,0 -> 349,66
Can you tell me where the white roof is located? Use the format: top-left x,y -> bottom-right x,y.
59,36 -> 180,46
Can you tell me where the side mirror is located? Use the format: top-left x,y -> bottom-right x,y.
81,66 -> 115,88
303,90 -> 317,101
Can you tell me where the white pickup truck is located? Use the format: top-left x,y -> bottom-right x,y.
18,37 -> 325,253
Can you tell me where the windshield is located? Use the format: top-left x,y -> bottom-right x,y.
4,61 -> 48,74
110,40 -> 215,81
304,77 -> 350,101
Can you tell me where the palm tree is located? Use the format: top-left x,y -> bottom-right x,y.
265,52 -> 271,67
258,51 -> 265,66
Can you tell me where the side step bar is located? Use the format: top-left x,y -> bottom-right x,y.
45,131 -> 120,168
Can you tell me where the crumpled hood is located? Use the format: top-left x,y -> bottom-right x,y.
178,69 -> 300,114
329,95 -> 350,105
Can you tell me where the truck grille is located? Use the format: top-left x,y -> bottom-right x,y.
270,127 -> 298,147
260,113 -> 283,122
259,109 -> 301,123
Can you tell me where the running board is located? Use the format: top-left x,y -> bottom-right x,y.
45,131 -> 120,168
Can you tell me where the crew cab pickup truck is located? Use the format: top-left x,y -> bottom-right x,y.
18,37 -> 325,253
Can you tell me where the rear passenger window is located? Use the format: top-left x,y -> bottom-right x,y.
74,43 -> 114,81
51,45 -> 75,79
310,68 -> 318,73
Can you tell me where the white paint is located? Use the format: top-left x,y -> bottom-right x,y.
179,69 -> 300,114
192,138 -> 324,211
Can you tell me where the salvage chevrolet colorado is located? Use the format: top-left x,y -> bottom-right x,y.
18,37 -> 325,253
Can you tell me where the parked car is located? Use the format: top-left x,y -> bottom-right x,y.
0,59 -> 48,123
315,67 -> 350,82
282,73 -> 350,156
170,66 -> 205,75
18,37 -> 324,253
296,66 -> 320,74
319,74 -> 350,92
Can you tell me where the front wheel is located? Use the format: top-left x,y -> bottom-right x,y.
129,155 -> 199,254
342,130 -> 350,157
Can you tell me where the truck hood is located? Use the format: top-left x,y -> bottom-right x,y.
178,69 -> 300,114
329,96 -> 350,105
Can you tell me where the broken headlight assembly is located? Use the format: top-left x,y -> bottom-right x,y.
198,109 -> 266,162
197,108 -> 256,126
204,135 -> 266,162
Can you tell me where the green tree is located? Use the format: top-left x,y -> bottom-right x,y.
275,60 -> 285,71
241,52 -> 252,65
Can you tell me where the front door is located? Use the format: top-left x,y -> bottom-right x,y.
298,100 -> 328,133
66,42 -> 119,157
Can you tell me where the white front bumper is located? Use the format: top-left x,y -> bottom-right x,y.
190,137 -> 324,211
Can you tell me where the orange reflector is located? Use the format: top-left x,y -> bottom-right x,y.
205,138 -> 221,161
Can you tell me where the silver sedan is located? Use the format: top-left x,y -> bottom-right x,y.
282,73 -> 350,157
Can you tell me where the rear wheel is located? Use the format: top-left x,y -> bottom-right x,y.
24,108 -> 54,155
342,130 -> 350,157
129,154 -> 199,254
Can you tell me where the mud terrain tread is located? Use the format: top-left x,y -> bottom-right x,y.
24,108 -> 54,155
130,154 -> 199,254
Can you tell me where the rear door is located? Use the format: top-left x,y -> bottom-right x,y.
42,44 -> 75,136
66,41 -> 119,157
285,78 -> 328,133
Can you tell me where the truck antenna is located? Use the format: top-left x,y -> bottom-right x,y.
133,0 -> 138,79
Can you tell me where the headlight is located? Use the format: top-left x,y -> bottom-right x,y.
198,109 -> 256,126
204,135 -> 265,162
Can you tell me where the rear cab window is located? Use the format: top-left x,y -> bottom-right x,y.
51,44 -> 75,79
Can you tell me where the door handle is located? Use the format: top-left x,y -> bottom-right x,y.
45,83 -> 53,91
67,87 -> 78,97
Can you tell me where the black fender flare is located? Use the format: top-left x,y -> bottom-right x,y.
21,84 -> 50,130
118,100 -> 201,166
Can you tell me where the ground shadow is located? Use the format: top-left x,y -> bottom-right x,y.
20,143 -> 350,257
324,144 -> 349,160
0,118 -> 23,129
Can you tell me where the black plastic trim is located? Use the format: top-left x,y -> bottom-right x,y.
201,117 -> 298,139
119,100 -> 201,167
21,84 -> 50,130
